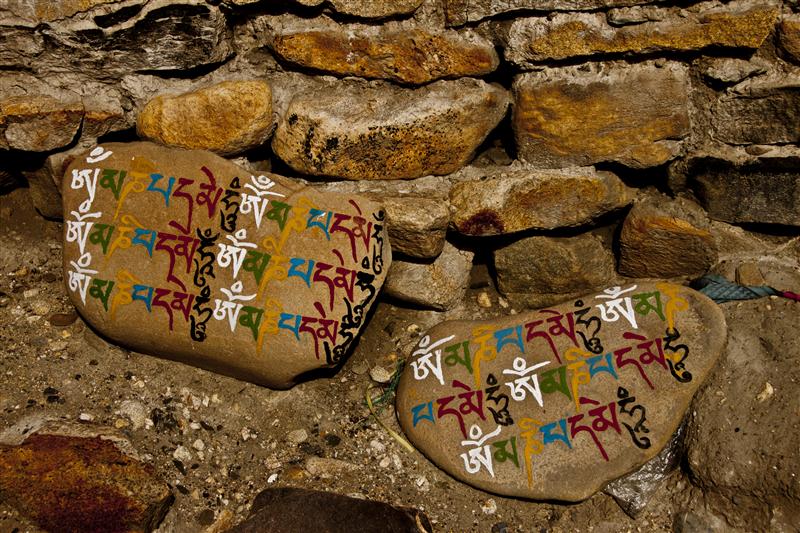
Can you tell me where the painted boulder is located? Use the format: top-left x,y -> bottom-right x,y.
396,283 -> 726,501
63,142 -> 390,388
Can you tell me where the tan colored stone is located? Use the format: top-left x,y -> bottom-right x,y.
0,0 -> 121,22
0,95 -> 84,152
272,79 -> 510,180
506,5 -> 778,65
449,165 -> 631,236
62,142 -> 390,389
272,28 -> 498,85
779,15 -> 800,63
513,61 -> 690,168
137,80 -> 273,157
383,197 -> 449,259
396,282 -> 727,500
618,198 -> 717,279
0,419 -> 172,532
328,0 -> 423,19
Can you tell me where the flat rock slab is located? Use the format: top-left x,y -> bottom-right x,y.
62,142 -> 390,388
396,282 -> 726,500
228,487 -> 432,532
0,420 -> 172,533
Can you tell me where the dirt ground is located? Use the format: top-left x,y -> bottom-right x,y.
0,186 -> 703,532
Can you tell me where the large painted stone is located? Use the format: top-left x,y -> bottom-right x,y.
505,5 -> 777,66
396,282 -> 726,500
513,61 -> 690,169
62,142 -> 390,388
272,79 -> 510,180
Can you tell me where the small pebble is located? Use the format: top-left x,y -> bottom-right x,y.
369,439 -> 386,453
287,428 -> 308,444
369,365 -> 392,384
31,301 -> 50,316
23,288 -> 39,299
48,312 -> 78,327
267,473 -> 278,483
173,445 -> 193,463
351,360 -> 369,375
193,439 -> 205,451
78,413 -> 94,422
379,457 -> 392,468
481,498 -> 498,515
477,292 -> 492,308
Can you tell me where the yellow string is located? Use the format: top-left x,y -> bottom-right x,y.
365,386 -> 416,454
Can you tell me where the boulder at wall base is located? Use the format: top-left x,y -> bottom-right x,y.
62,142 -> 390,389
396,282 -> 726,501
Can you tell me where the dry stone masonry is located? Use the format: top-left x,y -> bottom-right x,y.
62,142 -> 390,388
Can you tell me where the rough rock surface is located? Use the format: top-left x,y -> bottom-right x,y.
0,95 -> 83,152
505,5 -> 777,65
687,150 -> 800,226
444,0 -> 671,26
711,79 -> 800,145
385,242 -> 473,311
383,196 -> 449,259
0,418 -> 173,533
449,165 -> 631,236
62,142 -> 390,388
396,282 -> 727,500
513,61 -> 690,169
327,0 -> 423,19
272,79 -> 509,180
228,487 -> 432,532
495,233 -> 616,301
778,14 -> 800,63
686,298 -> 800,530
618,197 -> 717,279
137,80 -> 274,156
269,23 -> 498,85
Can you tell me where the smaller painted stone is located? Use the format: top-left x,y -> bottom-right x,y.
396,282 -> 726,500
618,197 -> 717,279
271,26 -> 498,85
449,165 -> 631,236
0,419 -> 172,532
384,242 -> 473,311
137,80 -> 274,157
62,142 -> 390,388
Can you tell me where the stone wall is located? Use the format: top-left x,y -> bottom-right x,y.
3,0 -> 800,311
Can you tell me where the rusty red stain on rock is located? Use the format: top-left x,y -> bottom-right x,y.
0,433 -> 173,533
457,208 -> 505,236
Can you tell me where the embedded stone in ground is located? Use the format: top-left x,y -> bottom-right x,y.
270,24 -> 498,85
228,487 -> 432,532
137,80 -> 274,157
0,419 -> 173,533
62,142 -> 390,389
618,197 -> 717,279
505,5 -> 777,66
449,165 -> 631,236
396,282 -> 726,500
272,79 -> 510,180
513,61 -> 690,169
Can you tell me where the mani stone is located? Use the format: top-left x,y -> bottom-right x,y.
449,165 -> 631,236
272,79 -> 510,180
61,142 -> 390,389
137,80 -> 274,157
513,61 -> 690,169
618,197 -> 717,279
395,282 -> 727,500
270,26 -> 498,85
0,419 -> 173,533
505,5 -> 778,66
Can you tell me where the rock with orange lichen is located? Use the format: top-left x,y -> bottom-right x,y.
0,419 -> 173,533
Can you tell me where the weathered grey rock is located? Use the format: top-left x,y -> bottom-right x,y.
328,0 -> 423,19
495,232 -> 616,303
444,0 -> 671,26
62,142 -> 390,388
606,6 -> 668,25
40,1 -> 233,76
0,0 -> 128,22
711,77 -> 800,145
273,79 -> 510,180
686,298 -> 800,531
699,57 -> 767,85
505,5 -> 777,66
686,149 -> 800,226
449,165 -> 631,236
618,196 -> 717,279
385,242 -> 473,311
0,417 -> 173,533
383,197 -> 449,259
779,14 -> 800,63
267,18 -> 498,85
228,487 -> 432,532
513,61 -> 690,169
0,95 -> 83,152
0,27 -> 44,68
137,80 -> 274,156
396,282 -> 727,500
